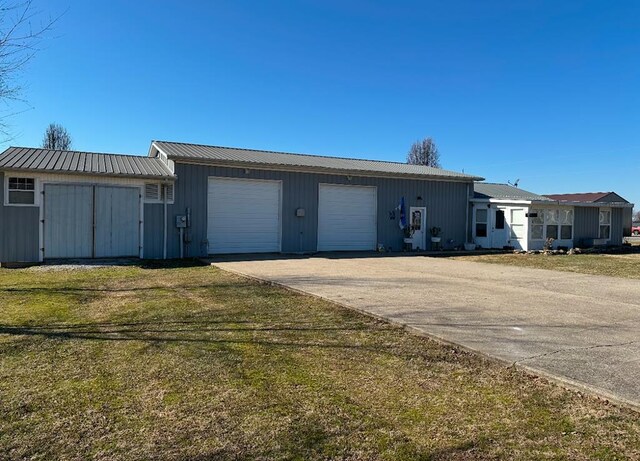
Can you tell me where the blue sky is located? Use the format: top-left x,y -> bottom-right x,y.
6,1 -> 640,207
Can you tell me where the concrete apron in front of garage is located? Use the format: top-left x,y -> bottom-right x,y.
211,256 -> 640,411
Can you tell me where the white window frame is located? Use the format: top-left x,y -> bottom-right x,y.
474,207 -> 489,238
4,175 -> 39,207
529,207 -> 574,241
143,182 -> 174,204
599,208 -> 611,241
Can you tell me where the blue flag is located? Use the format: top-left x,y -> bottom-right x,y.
398,197 -> 407,230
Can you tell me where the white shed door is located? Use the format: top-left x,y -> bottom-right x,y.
94,186 -> 140,257
44,184 -> 140,259
317,184 -> 377,251
207,178 -> 282,254
44,184 -> 94,258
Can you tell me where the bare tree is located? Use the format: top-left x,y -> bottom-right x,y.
42,122 -> 71,150
634,210 -> 640,222
0,1 -> 58,140
407,137 -> 441,168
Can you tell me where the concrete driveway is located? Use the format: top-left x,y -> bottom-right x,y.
212,256 -> 640,409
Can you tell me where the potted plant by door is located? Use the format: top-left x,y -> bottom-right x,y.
430,227 -> 442,243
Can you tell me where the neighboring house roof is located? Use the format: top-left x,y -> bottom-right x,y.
545,192 -> 630,203
150,140 -> 484,181
473,183 -> 552,201
0,147 -> 175,179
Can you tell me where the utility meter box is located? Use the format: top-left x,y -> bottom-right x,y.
176,215 -> 187,228
295,208 -> 305,217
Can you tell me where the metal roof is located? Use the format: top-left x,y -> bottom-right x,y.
545,192 -> 625,203
152,141 -> 483,181
0,147 -> 175,179
473,183 -> 552,201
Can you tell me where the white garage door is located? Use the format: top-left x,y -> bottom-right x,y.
207,177 -> 282,254
44,184 -> 140,259
317,184 -> 377,251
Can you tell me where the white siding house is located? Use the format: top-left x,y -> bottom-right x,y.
471,183 -> 633,250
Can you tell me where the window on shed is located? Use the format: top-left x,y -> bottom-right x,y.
475,208 -> 488,237
144,183 -> 160,201
144,183 -> 174,203
7,177 -> 35,205
161,183 -> 174,202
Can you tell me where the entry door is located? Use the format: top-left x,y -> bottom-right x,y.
409,207 -> 427,250
491,207 -> 508,248
509,208 -> 526,250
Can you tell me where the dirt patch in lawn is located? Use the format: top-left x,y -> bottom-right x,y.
1,264 -> 639,460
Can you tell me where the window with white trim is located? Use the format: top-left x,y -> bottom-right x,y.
6,177 -> 36,205
599,209 -> 611,240
560,209 -> 573,240
144,183 -> 174,203
530,208 -> 573,240
475,208 -> 488,237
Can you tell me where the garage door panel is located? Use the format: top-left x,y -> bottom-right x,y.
207,178 -> 281,254
317,184 -> 377,251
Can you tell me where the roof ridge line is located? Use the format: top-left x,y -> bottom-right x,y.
7,146 -> 153,160
153,140 -> 442,169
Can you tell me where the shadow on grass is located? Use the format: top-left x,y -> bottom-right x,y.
0,283 -> 252,294
0,321 -> 400,354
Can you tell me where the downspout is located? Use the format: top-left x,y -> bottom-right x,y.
163,182 -> 168,260
465,182 -> 470,243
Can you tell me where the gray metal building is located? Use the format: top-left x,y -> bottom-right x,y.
149,141 -> 483,258
3,142 -> 632,264
0,142 -> 482,263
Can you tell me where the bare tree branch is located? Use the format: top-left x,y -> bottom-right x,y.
407,137 -> 441,168
42,122 -> 71,150
0,1 -> 62,141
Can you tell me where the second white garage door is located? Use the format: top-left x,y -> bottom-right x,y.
207,177 -> 282,254
317,184 -> 377,251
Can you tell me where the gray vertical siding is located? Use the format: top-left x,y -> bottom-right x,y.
622,207 -> 632,236
610,207 -> 623,245
573,207 -> 599,246
148,163 -> 471,258
573,206 -> 627,246
143,203 -> 165,259
0,172 -> 40,262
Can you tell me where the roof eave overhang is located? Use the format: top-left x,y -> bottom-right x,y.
0,166 -> 176,181
540,200 -> 634,208
471,198 -> 537,204
169,157 -> 484,182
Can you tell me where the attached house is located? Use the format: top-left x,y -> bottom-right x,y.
471,183 -> 633,250
0,142 -> 483,263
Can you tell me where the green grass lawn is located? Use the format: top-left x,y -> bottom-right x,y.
1,263 -> 639,460
450,253 -> 640,279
